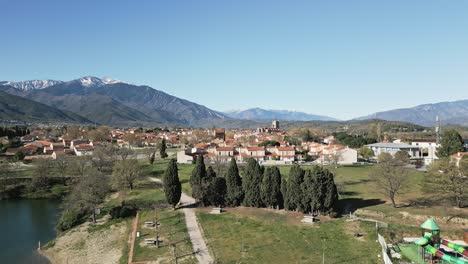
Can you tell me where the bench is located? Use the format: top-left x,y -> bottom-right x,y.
210,207 -> 223,214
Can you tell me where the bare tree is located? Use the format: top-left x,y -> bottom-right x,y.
31,158 -> 52,191
69,172 -> 109,223
143,147 -> 157,164
53,157 -> 69,185
370,156 -> 408,208
93,143 -> 118,172
117,147 -> 134,161
68,156 -> 92,178
112,159 -> 141,190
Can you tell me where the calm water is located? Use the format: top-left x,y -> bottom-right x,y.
0,199 -> 60,264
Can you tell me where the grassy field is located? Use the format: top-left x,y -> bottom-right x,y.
132,209 -> 196,264
198,209 -> 381,264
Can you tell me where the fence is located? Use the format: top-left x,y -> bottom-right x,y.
378,233 -> 393,264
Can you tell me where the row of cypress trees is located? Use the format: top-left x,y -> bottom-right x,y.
189,155 -> 339,214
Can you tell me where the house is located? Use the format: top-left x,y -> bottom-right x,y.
239,146 -> 266,162
73,144 -> 94,156
323,136 -> 336,145
367,142 -> 421,158
277,146 -> 296,162
410,139 -> 439,165
314,145 -> 357,165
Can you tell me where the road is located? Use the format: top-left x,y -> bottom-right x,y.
149,177 -> 213,264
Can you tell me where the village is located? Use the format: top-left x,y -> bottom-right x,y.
2,120 -> 466,169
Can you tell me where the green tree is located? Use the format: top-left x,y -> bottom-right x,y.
323,169 -> 339,213
242,158 -> 264,207
311,166 -> 327,213
207,177 -> 227,207
163,159 -> 182,209
191,155 -> 207,202
426,158 -> 467,208
159,138 -> 168,159
359,146 -> 374,161
225,158 -> 243,206
112,159 -> 141,190
301,170 -> 316,214
438,129 -> 464,157
285,165 -> 305,211
261,166 -> 283,209
281,177 -> 288,209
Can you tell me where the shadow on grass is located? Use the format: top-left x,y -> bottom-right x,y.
341,179 -> 372,186
336,198 -> 385,215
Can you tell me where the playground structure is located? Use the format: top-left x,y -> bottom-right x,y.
414,218 -> 468,264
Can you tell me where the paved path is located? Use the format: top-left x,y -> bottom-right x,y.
149,177 -> 213,264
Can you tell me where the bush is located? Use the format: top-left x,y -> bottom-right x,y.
109,204 -> 137,219
57,208 -> 87,232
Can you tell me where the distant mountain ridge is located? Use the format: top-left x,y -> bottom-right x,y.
1,76 -> 228,126
225,108 -> 338,121
0,89 -> 91,123
356,99 -> 468,126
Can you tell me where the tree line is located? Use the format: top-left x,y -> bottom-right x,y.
0,126 -> 30,138
163,156 -> 339,215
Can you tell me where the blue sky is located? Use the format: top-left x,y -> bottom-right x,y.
1,0 -> 468,120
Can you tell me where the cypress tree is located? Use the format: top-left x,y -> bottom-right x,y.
163,159 -> 181,209
301,170 -> 316,214
323,169 -> 339,213
242,158 -> 264,207
159,138 -> 168,159
225,158 -> 243,206
261,167 -> 274,208
206,166 -> 216,180
191,155 -> 207,202
208,177 -> 227,207
281,177 -> 288,209
312,166 -> 327,214
261,166 -> 282,209
286,165 -> 305,211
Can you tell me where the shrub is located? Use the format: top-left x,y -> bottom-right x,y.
57,208 -> 87,232
109,204 -> 137,219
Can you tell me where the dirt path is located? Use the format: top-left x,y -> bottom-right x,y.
149,177 -> 213,264
128,212 -> 139,264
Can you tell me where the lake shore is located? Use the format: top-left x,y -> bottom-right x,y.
40,216 -> 130,264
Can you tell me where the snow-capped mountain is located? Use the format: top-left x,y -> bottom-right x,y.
77,76 -> 122,87
1,76 -> 228,126
2,76 -> 123,90
2,79 -> 63,91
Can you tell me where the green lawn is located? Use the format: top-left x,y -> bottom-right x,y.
198,210 -> 380,264
133,209 -> 196,264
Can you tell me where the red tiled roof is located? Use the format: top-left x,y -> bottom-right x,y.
278,147 -> 295,151
247,147 -> 265,151
216,147 -> 234,151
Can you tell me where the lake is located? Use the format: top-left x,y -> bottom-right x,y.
0,199 -> 60,264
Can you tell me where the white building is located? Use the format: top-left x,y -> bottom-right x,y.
410,140 -> 439,165
367,142 -> 421,158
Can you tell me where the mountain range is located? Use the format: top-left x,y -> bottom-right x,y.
1,76 -> 468,127
1,77 -> 227,126
225,108 -> 337,121
356,99 -> 468,127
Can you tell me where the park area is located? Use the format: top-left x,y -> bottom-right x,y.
197,208 -> 380,263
